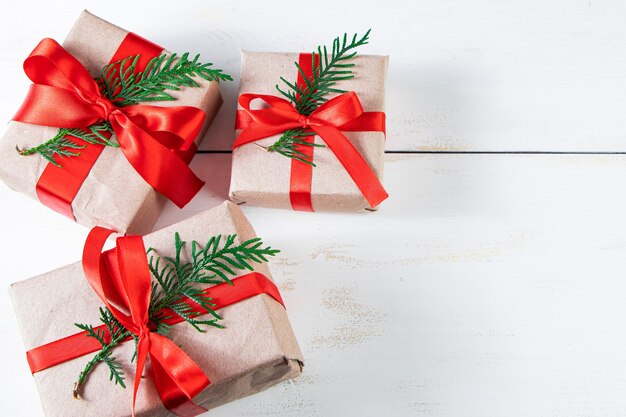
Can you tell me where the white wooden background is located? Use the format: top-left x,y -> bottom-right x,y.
1,1 -> 626,416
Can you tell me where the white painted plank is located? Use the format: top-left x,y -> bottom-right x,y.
2,153 -> 626,416
1,0 -> 626,152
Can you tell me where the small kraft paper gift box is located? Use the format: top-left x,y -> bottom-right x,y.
229,30 -> 389,212
0,10 -> 229,234
10,201 -> 303,417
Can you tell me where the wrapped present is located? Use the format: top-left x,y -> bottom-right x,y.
10,201 -> 303,417
229,31 -> 389,212
0,10 -> 229,234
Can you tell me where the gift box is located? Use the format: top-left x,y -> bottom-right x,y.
229,43 -> 389,212
10,201 -> 303,417
0,10 -> 224,234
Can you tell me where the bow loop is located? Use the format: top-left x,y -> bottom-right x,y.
113,234 -> 152,331
23,38 -> 102,98
239,93 -> 297,116
309,91 -> 364,127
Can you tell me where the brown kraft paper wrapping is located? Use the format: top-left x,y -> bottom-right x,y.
229,50 -> 388,212
10,201 -> 304,417
0,10 -> 223,235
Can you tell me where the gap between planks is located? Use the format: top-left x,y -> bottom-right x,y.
195,150 -> 626,155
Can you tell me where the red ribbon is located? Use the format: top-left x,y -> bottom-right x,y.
13,37 -> 206,215
234,53 -> 388,211
290,53 -> 318,211
25,227 -> 284,417
84,227 -> 208,416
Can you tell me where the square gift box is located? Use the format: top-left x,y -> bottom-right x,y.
229,49 -> 388,212
0,10 -> 224,234
10,201 -> 303,416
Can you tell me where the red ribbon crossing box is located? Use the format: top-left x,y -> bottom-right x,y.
0,11 -> 223,234
229,50 -> 389,212
10,202 -> 303,417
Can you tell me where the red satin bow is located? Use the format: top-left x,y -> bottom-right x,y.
234,92 -> 388,208
13,38 -> 205,208
83,227 -> 209,417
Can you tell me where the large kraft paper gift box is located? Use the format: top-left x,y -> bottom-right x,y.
10,201 -> 303,417
0,10 -> 223,234
229,49 -> 389,212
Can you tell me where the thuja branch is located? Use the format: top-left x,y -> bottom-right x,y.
73,308 -> 130,398
269,30 -> 371,164
18,52 -> 231,166
148,233 -> 280,332
101,53 -> 233,107
16,122 -> 114,167
282,30 -> 371,116
265,128 -> 322,166
73,233 -> 278,396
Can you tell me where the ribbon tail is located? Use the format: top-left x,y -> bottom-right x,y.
312,125 -> 389,208
132,337 -> 150,417
111,115 -> 204,208
151,359 -> 208,417
149,334 -> 210,417
289,138 -> 316,211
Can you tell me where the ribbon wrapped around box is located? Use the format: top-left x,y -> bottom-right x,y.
0,10 -> 223,234
10,201 -> 303,417
229,50 -> 388,212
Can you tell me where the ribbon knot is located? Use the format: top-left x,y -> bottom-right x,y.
139,324 -> 152,339
13,38 -> 207,208
93,96 -> 118,120
83,227 -> 210,417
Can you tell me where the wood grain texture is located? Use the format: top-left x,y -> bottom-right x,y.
1,0 -> 626,152
2,154 -> 626,416
1,1 -> 625,416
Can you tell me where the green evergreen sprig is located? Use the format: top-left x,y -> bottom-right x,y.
101,52 -> 232,107
268,30 -> 371,166
73,308 -> 129,398
72,232 -> 278,399
16,122 -> 115,167
17,52 -> 232,167
265,128 -> 322,162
